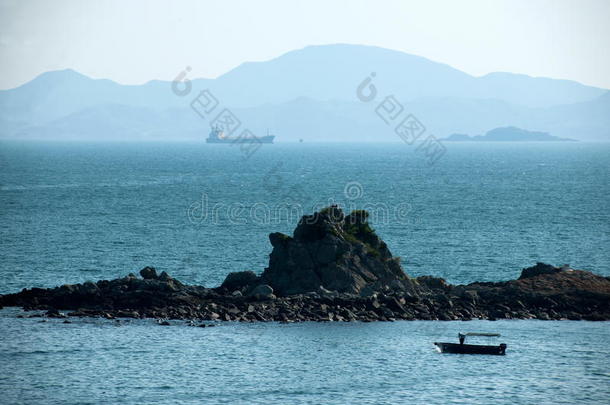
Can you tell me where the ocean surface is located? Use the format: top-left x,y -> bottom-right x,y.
1,141 -> 609,404
1,310 -> 608,405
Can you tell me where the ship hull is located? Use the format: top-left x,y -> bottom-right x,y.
206,135 -> 274,144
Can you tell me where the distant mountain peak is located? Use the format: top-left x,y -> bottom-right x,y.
33,68 -> 90,81
1,44 -> 608,141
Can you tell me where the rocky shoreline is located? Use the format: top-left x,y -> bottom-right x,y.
2,207 -> 609,322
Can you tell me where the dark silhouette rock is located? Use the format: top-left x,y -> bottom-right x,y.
519,262 -> 563,279
261,207 -> 409,295
2,263 -> 602,323
140,267 -> 158,280
220,271 -> 259,292
0,205 -> 608,322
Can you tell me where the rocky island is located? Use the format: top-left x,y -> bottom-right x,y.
444,126 -> 577,142
1,207 -> 609,322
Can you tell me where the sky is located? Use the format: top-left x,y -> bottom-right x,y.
1,0 -> 609,90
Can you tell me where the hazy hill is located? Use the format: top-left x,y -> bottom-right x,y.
444,126 -> 576,142
1,44 -> 608,141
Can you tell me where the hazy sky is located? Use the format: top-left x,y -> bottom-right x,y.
1,0 -> 609,90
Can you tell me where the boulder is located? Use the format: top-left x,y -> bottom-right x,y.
81,281 -> 99,294
316,286 -> 337,297
248,284 -> 275,300
416,275 -> 450,292
519,262 -> 562,279
261,206 -> 409,295
140,267 -> 158,280
359,277 -> 420,297
221,271 -> 259,291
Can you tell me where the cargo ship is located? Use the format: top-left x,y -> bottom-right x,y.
206,126 -> 275,143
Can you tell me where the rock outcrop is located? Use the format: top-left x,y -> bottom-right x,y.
220,271 -> 259,292
2,263 -> 608,322
260,206 -> 408,295
519,262 -> 565,279
1,207 -> 609,322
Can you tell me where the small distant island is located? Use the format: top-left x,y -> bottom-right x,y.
443,126 -> 577,142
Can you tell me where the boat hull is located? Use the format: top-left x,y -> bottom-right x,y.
206,135 -> 275,144
434,342 -> 507,355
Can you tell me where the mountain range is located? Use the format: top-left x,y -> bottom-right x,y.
1,44 -> 608,141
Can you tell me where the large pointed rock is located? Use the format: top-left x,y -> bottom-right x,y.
260,206 -> 409,295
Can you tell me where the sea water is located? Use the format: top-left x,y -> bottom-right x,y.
0,141 -> 609,404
